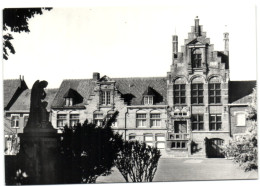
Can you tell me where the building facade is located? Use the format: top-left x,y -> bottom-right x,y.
3,17 -> 256,158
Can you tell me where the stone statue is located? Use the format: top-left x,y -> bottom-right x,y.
26,80 -> 52,129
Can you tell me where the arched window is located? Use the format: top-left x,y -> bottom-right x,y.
191,49 -> 202,68
209,77 -> 221,104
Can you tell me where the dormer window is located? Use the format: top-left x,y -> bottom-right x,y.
142,86 -> 156,105
143,96 -> 153,105
63,88 -> 83,107
101,91 -> 111,105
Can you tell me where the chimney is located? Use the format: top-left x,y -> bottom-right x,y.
93,72 -> 100,81
224,32 -> 229,53
172,35 -> 178,58
195,16 -> 200,37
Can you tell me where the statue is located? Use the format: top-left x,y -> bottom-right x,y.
26,80 -> 53,129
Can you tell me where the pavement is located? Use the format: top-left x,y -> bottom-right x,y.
96,158 -> 258,183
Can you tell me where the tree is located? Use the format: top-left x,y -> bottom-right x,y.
222,87 -> 257,171
3,8 -> 52,60
115,140 -> 161,182
59,112 -> 123,183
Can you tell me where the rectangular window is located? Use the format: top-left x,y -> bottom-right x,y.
209,83 -> 221,104
144,96 -> 153,105
94,113 -> 103,126
236,112 -> 246,126
192,54 -> 202,68
155,134 -> 165,149
144,134 -> 153,147
65,98 -> 73,106
136,113 -> 146,127
174,84 -> 186,104
192,114 -> 204,130
191,84 -> 204,104
101,91 -> 111,105
57,114 -> 67,127
129,134 -> 136,140
209,114 -> 222,131
70,114 -> 79,126
150,113 -> 161,127
11,116 -> 19,128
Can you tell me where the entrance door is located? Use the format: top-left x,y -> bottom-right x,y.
207,138 -> 224,158
174,121 -> 187,133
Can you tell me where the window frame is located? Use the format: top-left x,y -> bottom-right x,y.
94,113 -> 104,126
11,115 -> 20,128
57,114 -> 67,127
191,114 -> 204,131
101,91 -> 111,105
191,83 -> 204,104
209,114 -> 222,131
150,113 -> 161,127
235,112 -> 247,127
209,83 -> 221,104
69,114 -> 80,127
191,49 -> 202,68
143,96 -> 153,105
136,113 -> 147,127
174,84 -> 186,105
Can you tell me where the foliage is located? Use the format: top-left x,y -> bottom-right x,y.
59,111 -> 123,183
3,8 -> 52,60
115,140 -> 161,182
222,87 -> 257,171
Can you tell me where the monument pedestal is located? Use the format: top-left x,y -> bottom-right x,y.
18,128 -> 60,184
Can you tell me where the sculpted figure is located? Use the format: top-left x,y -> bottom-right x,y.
26,80 -> 52,129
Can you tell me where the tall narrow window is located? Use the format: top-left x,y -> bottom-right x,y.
101,91 -> 111,105
209,114 -> 222,130
155,134 -> 165,149
57,114 -> 67,127
209,83 -> 221,104
191,84 -> 204,104
65,98 -> 73,106
192,49 -> 202,68
70,114 -> 79,126
136,113 -> 146,127
24,115 -> 29,127
11,116 -> 19,128
150,113 -> 161,127
192,114 -> 204,130
174,84 -> 186,104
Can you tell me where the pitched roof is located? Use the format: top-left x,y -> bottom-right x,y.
8,88 -> 58,111
3,79 -> 21,108
229,81 -> 256,104
51,77 -> 167,108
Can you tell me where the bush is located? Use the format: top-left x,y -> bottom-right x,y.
115,140 -> 161,182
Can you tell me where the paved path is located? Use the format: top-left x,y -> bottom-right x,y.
96,158 -> 258,183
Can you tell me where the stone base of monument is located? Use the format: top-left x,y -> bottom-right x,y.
18,127 -> 60,185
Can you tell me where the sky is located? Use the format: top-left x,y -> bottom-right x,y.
2,1 -> 257,89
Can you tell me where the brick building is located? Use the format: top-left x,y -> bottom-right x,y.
3,17 -> 256,158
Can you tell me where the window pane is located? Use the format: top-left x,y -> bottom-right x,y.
209,97 -> 214,103
198,97 -> 203,104
216,90 -> 221,95
216,97 -> 221,103
198,90 -> 203,96
156,136 -> 165,141
209,84 -> 214,89
151,114 -> 160,118
137,114 -> 146,118
191,90 -> 198,96
181,142 -> 186,148
144,136 -> 153,141
215,84 -> 221,89
198,84 -> 203,89
191,98 -> 197,104
181,98 -> 186,104
199,123 -> 204,130
180,84 -> 185,90
209,90 -> 215,96
171,142 -> 176,148
216,115 -> 221,122
174,85 -> 179,90
181,91 -> 185,96
210,115 -> 215,122
156,142 -> 165,149
191,84 -> 197,90
217,123 -> 222,130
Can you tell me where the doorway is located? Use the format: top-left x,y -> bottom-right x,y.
174,121 -> 187,133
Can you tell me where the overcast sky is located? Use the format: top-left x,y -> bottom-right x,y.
2,2 -> 257,88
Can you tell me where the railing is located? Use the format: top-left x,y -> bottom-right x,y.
167,133 -> 188,140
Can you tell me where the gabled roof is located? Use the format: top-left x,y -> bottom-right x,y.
229,81 -> 256,104
8,89 -> 58,112
142,86 -> 157,96
3,78 -> 28,110
51,77 -> 167,108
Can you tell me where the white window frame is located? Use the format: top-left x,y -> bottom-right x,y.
136,113 -> 147,127
11,114 -> 20,128
155,134 -> 165,149
150,113 -> 161,127
69,114 -> 80,126
144,96 -> 153,105
65,98 -> 73,106
94,113 -> 104,126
